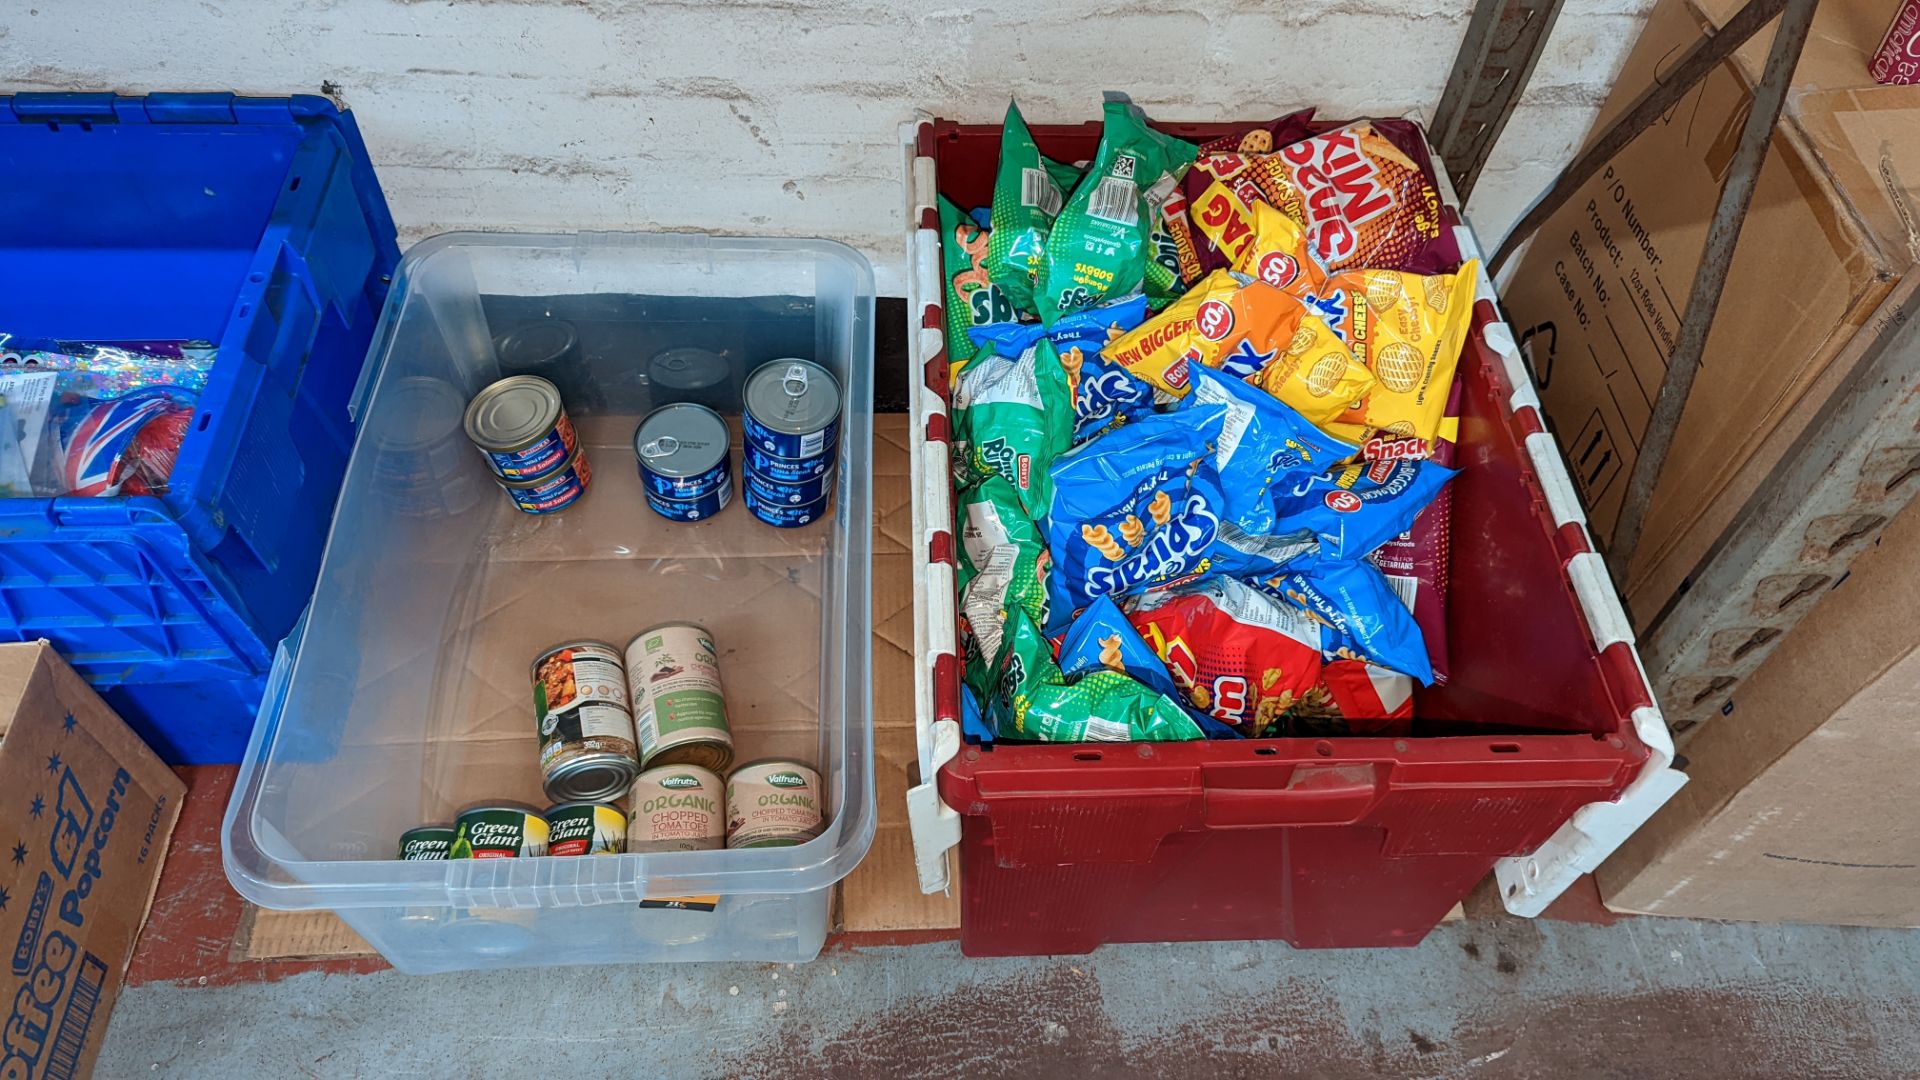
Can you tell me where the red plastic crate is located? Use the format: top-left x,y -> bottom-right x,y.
901,115 -> 1685,954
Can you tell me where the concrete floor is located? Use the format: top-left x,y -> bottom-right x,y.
101,916 -> 1920,1078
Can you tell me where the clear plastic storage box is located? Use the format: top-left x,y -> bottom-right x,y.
222,232 -> 876,974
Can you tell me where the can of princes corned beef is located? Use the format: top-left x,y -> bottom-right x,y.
544,802 -> 627,856
464,375 -> 580,482
744,484 -> 829,529
450,804 -> 549,858
533,640 -> 640,802
625,622 -> 734,774
742,360 -> 840,462
496,446 -> 591,514
1872,0 -> 1920,84
626,765 -> 726,852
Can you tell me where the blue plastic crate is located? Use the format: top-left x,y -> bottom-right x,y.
0,93 -> 399,763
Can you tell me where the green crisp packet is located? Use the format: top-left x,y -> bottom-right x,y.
986,100 -> 1082,316
956,476 -> 1052,696
939,196 -> 1014,385
989,608 -> 1204,743
1036,97 -> 1197,324
952,338 -> 1073,520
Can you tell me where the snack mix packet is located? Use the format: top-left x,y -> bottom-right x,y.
953,338 -> 1075,519
939,197 -> 1015,387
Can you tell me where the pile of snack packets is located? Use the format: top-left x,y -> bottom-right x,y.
941,98 -> 1482,743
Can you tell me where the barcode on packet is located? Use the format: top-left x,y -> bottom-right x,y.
1087,176 -> 1140,225
1021,167 -> 1063,215
1082,716 -> 1131,742
1384,573 -> 1419,612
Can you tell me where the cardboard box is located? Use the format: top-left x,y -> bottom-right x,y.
0,642 -> 185,1080
1499,0 -> 1919,628
1600,499 -> 1920,923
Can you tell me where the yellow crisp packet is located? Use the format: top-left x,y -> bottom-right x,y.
1323,259 -> 1479,455
1097,270 -> 1242,397
1240,304 -> 1378,430
1230,201 -> 1330,302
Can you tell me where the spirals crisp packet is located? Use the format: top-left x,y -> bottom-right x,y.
1179,364 -> 1355,534
1181,120 -> 1451,276
1126,576 -> 1325,738
1258,558 -> 1433,684
967,296 -> 1157,447
1272,456 -> 1456,566
991,607 -> 1204,743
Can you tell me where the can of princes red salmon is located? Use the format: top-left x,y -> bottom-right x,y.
544,802 -> 627,856
743,359 -> 840,462
465,375 -> 580,483
497,446 -> 591,514
450,804 -> 549,858
626,765 -> 726,853
725,760 -> 824,849
533,640 -> 640,802
625,622 -> 734,773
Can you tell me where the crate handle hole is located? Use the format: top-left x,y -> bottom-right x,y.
46,121 -> 58,132
1253,747 -> 1278,756
1313,741 -> 1333,757
79,121 -> 92,132
197,411 -> 213,432
1490,743 -> 1521,753
249,272 -> 265,284
237,304 -> 251,319
289,176 -> 302,191
1072,751 -> 1102,762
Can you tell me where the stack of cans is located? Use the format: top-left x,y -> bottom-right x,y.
634,403 -> 732,521
464,374 -> 591,515
741,359 -> 841,528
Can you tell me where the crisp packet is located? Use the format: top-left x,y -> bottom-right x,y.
1288,659 -> 1415,737
964,296 -> 1156,446
1182,120 -> 1452,275
986,100 -> 1083,313
1180,363 -> 1355,534
1259,558 -> 1433,684
961,683 -> 995,744
1038,98 -> 1197,324
1318,260 -> 1479,453
1127,576 -> 1324,737
966,294 -> 1150,359
1368,378 -> 1461,684
1058,596 -> 1239,738
957,476 -> 1052,694
939,197 -> 1014,386
953,338 -> 1074,519
1272,457 -> 1455,564
991,608 -> 1204,743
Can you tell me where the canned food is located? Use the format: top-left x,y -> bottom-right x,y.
726,761 -> 824,849
375,377 -> 480,520
497,446 -> 591,514
533,640 -> 640,802
544,802 -> 627,856
634,403 -> 731,500
495,321 -> 579,382
744,484 -> 829,529
464,375 -> 579,482
645,479 -> 732,523
648,346 -> 735,410
743,360 -> 841,461
743,465 -> 833,507
397,824 -> 456,861
744,443 -> 832,485
625,622 -> 734,773
626,765 -> 726,852
450,805 -> 550,858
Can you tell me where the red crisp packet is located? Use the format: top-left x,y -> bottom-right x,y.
1126,577 -> 1324,738
1367,378 -> 1461,685
1180,120 -> 1458,277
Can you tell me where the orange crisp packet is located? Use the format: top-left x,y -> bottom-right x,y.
1100,270 -> 1378,429
1230,200 -> 1331,303
1320,259 -> 1480,455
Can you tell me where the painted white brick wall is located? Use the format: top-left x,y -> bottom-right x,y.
4,0 -> 1650,293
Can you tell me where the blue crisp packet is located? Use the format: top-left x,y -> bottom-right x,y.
966,294 -> 1151,358
1179,364 -> 1357,533
961,682 -> 995,743
1272,458 -> 1456,565
1045,407 -> 1316,631
1257,560 -> 1434,684
1059,597 -> 1240,738
1069,353 -> 1155,446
